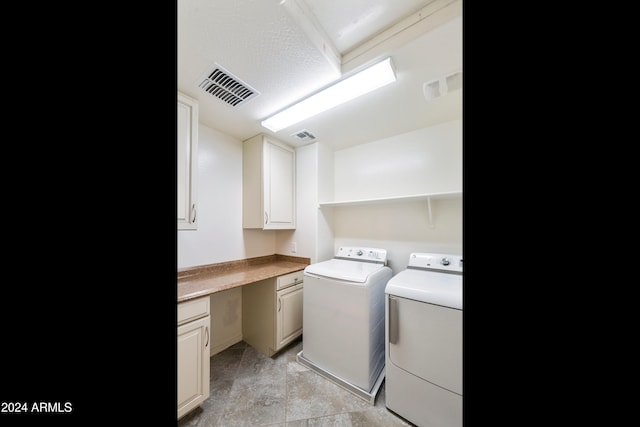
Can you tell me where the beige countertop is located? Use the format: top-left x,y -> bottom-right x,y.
177,254 -> 310,303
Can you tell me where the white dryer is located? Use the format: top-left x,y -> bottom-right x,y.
296,246 -> 392,404
385,252 -> 463,427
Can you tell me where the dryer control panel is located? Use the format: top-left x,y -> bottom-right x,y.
408,253 -> 463,273
335,246 -> 387,263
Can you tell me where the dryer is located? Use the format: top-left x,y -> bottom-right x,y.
385,252 -> 463,427
296,246 -> 392,404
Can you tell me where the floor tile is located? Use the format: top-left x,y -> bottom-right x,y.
178,337 -> 414,426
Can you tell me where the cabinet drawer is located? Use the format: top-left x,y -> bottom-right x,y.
178,296 -> 210,326
277,270 -> 304,290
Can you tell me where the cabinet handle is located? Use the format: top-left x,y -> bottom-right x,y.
389,297 -> 398,344
204,326 -> 209,347
264,211 -> 268,224
278,297 -> 281,312
191,204 -> 197,223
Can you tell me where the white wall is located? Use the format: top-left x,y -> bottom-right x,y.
326,119 -> 463,273
276,142 -> 317,262
178,124 -> 276,269
316,142 -> 335,263
332,197 -> 462,274
180,119 -> 461,270
332,119 -> 462,201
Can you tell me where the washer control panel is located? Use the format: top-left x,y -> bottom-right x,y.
408,252 -> 463,273
335,246 -> 387,263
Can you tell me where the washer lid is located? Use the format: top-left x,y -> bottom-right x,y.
304,259 -> 386,283
385,269 -> 462,309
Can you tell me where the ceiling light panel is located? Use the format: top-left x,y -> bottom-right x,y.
261,57 -> 396,132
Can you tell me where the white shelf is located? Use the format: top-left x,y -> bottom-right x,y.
318,191 -> 461,228
318,191 -> 461,207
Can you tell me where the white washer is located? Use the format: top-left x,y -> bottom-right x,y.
296,246 -> 392,403
385,252 -> 463,427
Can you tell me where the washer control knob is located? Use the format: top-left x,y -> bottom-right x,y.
357,250 -> 363,256
440,258 -> 450,266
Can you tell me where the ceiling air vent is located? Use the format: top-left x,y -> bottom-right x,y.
291,129 -> 316,142
197,63 -> 260,107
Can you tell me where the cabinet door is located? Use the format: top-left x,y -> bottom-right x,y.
276,283 -> 303,349
263,139 -> 295,229
177,315 -> 210,419
178,92 -> 198,230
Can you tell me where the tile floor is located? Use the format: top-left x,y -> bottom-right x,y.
178,337 -> 415,426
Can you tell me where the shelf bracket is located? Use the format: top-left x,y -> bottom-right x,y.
426,197 -> 434,228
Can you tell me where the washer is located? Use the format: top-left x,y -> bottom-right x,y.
385,252 -> 463,427
296,246 -> 392,404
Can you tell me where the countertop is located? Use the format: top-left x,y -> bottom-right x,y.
177,254 -> 310,303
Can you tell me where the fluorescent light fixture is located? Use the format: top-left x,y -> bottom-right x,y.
261,57 -> 396,132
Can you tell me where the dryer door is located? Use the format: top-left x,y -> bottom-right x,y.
388,296 -> 462,395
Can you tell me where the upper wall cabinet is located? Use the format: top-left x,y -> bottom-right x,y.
243,134 -> 296,230
178,92 -> 199,230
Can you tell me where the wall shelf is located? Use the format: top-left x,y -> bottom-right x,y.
318,191 -> 461,228
318,191 -> 461,208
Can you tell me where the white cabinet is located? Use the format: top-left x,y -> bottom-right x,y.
276,273 -> 304,349
177,297 -> 210,419
242,271 -> 304,357
178,92 -> 198,230
243,134 -> 296,229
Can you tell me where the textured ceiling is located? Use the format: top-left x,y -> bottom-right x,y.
178,0 -> 462,150
303,0 -> 438,53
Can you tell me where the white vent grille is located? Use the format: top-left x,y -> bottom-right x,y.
197,63 -> 260,107
423,70 -> 462,102
291,129 -> 316,141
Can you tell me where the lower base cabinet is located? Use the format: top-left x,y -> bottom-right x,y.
177,296 -> 211,419
242,271 -> 304,357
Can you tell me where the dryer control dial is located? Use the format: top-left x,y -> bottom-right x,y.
357,250 -> 363,256
440,258 -> 450,266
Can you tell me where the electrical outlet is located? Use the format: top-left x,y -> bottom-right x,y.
291,242 -> 297,253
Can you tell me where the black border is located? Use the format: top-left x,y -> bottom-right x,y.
2,4 -> 177,425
